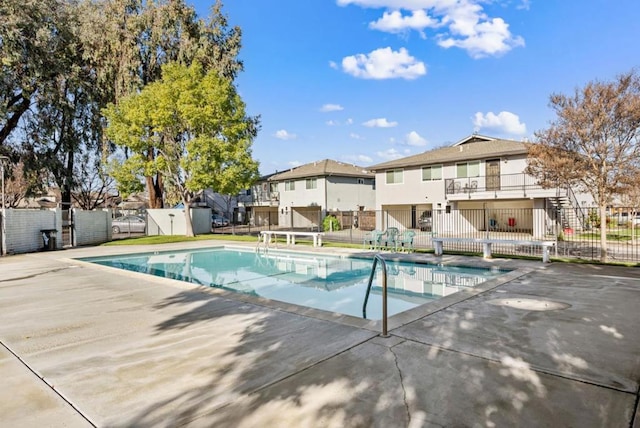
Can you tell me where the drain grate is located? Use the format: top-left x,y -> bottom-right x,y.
487,298 -> 570,311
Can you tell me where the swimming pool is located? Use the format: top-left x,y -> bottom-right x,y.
81,247 -> 508,320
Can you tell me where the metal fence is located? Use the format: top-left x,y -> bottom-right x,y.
214,207 -> 640,264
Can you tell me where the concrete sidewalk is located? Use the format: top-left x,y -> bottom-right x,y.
0,241 -> 638,427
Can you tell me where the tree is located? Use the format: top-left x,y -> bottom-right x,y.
526,70 -> 640,262
104,62 -> 259,236
0,161 -> 40,208
79,0 -> 243,208
1,0 -> 244,211
0,0 -> 74,146
72,153 -> 118,210
1,0 -> 107,209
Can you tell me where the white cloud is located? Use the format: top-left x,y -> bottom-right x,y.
369,10 -> 440,38
405,131 -> 428,146
438,16 -> 525,59
473,111 -> 527,135
341,47 -> 426,80
274,129 -> 297,140
363,117 -> 398,128
350,133 -> 364,140
288,160 -> 302,167
320,103 -> 344,112
376,148 -> 404,160
517,0 -> 531,11
337,0 -> 525,59
326,120 -> 339,126
346,118 -> 353,125
344,154 -> 373,163
329,60 -> 338,69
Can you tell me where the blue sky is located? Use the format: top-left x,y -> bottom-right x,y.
191,0 -> 640,175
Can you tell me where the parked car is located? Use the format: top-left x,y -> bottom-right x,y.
212,214 -> 230,228
418,211 -> 432,231
112,215 -> 146,234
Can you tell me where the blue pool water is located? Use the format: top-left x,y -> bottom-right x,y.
81,247 -> 507,320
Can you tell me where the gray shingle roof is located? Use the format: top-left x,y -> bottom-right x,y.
269,159 -> 373,181
369,138 -> 528,171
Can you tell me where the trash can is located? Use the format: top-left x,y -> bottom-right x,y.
41,229 -> 57,251
48,235 -> 56,250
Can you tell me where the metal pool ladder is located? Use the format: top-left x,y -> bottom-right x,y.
362,254 -> 389,337
255,235 -> 269,255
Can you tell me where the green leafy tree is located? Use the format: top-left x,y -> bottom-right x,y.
526,70 -> 640,262
79,0 -> 243,208
2,0 -> 243,210
104,62 -> 259,236
0,0 -> 74,146
1,0 -> 106,209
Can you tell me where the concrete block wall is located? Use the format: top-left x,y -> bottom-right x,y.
4,209 -> 61,254
74,209 -> 112,246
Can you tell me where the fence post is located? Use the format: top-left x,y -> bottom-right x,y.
484,203 -> 489,240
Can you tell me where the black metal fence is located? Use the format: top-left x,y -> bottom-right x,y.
215,207 -> 640,263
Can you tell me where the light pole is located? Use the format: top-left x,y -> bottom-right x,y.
0,155 -> 9,256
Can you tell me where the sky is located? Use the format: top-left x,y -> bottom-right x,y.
190,0 -> 640,176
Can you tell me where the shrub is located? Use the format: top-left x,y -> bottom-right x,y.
323,215 -> 341,232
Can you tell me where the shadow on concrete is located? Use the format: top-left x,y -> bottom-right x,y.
120,262 -> 639,427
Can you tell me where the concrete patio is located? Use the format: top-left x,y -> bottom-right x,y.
0,240 -> 638,427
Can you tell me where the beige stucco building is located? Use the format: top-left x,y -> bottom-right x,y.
369,134 -> 592,237
246,159 -> 375,229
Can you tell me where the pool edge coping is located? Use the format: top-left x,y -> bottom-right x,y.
59,242 -> 541,334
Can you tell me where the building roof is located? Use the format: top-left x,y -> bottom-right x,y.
369,136 -> 528,171
451,134 -> 496,146
256,172 -> 279,182
269,159 -> 373,181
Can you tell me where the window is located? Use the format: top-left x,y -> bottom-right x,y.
456,161 -> 480,178
386,169 -> 403,184
306,178 -> 317,189
422,165 -> 442,181
285,180 -> 295,191
269,183 -> 277,193
357,178 -> 365,184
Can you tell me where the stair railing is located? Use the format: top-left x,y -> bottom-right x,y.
362,254 -> 389,337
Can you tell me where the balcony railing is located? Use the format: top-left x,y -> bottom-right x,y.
445,173 -> 550,197
249,191 -> 279,206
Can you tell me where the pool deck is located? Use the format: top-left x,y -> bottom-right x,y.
1,240 -> 639,427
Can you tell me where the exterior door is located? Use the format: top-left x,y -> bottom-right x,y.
486,159 -> 501,191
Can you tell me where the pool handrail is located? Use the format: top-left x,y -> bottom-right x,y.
362,254 -> 389,337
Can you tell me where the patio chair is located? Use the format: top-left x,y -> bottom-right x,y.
363,229 -> 385,250
399,230 -> 416,253
383,227 -> 400,251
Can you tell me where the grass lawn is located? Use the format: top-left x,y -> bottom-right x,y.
102,233 -> 257,246
577,227 -> 640,242
102,233 -> 367,248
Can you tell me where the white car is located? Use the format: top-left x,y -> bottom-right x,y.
112,215 -> 146,233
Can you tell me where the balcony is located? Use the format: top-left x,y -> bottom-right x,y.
247,191 -> 280,207
444,173 -> 560,200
